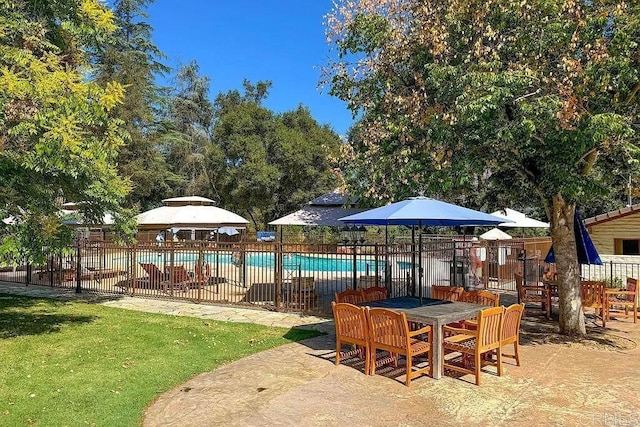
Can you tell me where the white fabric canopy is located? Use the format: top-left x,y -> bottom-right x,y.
136,205 -> 248,229
479,228 -> 512,240
490,208 -> 549,228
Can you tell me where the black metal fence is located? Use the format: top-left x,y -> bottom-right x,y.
0,237 -> 563,315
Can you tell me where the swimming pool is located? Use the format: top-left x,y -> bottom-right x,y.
138,252 -> 383,273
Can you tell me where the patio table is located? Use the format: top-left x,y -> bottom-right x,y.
363,296 -> 484,379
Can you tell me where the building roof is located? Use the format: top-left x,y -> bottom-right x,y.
269,206 -> 365,227
584,203 -> 640,227
309,192 -> 358,207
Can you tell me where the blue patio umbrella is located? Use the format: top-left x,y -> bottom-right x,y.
338,197 -> 511,227
339,197 -> 512,302
544,211 -> 602,265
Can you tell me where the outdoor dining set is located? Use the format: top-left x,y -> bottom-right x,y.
515,273 -> 638,327
332,286 -> 525,386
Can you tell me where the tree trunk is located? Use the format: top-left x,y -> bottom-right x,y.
550,194 -> 586,336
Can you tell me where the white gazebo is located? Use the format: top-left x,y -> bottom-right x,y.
136,196 -> 249,241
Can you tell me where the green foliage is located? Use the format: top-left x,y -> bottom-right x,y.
159,69 -> 341,229
325,0 -> 640,212
324,0 -> 640,335
210,85 -> 341,229
0,0 -> 131,264
0,295 -> 319,425
93,0 -> 174,210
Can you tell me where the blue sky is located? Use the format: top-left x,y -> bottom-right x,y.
145,0 -> 353,136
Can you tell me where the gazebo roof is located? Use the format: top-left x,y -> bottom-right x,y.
136,196 -> 248,229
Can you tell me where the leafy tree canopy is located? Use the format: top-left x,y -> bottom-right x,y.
93,0 -> 174,210
210,81 -> 342,229
324,0 -> 639,335
0,0 -> 131,263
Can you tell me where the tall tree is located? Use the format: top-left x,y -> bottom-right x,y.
324,0 -> 639,335
210,81 -> 341,229
0,0 -> 130,263
160,61 -> 216,198
94,0 -> 173,210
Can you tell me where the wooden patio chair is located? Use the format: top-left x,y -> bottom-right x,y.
461,290 -> 501,306
606,277 -> 638,324
367,307 -> 432,386
332,302 -> 370,374
456,290 -> 500,330
139,262 -> 169,290
443,306 -> 504,386
166,265 -> 200,292
499,303 -> 525,367
291,276 -> 317,310
362,286 -> 388,302
431,285 -> 463,302
334,289 -> 365,304
515,272 -> 550,319
581,280 -> 606,327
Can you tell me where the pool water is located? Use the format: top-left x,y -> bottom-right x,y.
139,252 -> 383,273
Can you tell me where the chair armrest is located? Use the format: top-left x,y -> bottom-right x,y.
408,325 -> 432,337
606,290 -> 636,297
462,319 -> 478,327
442,325 -> 475,336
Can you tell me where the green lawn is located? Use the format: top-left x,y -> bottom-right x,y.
0,295 -> 321,426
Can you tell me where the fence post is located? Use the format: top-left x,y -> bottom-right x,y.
275,242 -> 281,309
374,244 -> 379,288
25,260 -> 31,285
49,256 -> 54,287
610,260 -> 614,287
131,243 -> 137,295
352,244 -> 357,290
75,243 -> 82,293
452,244 -> 457,287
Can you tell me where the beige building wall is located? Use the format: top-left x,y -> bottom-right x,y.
588,212 -> 640,254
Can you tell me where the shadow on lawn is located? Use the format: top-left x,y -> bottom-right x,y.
0,294 -> 97,338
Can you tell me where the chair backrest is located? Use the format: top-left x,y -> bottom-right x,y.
626,278 -> 638,302
362,286 -> 388,302
335,289 -> 365,304
331,302 -> 369,344
367,307 -> 409,352
581,281 -> 605,308
476,306 -> 504,351
462,290 -> 500,307
431,285 -> 463,301
501,303 -> 525,342
139,263 -> 164,284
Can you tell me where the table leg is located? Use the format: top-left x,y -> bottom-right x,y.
432,321 -> 443,379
